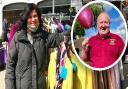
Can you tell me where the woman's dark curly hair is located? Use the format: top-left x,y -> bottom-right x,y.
20,3 -> 42,30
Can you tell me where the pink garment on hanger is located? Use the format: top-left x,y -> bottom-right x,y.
8,22 -> 20,48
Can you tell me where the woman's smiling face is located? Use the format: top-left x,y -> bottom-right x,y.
27,9 -> 39,30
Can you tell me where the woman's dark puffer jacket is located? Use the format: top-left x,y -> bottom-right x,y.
5,29 -> 64,89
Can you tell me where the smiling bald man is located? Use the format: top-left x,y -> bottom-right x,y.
81,12 -> 124,68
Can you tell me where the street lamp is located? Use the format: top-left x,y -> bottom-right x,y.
69,7 -> 73,20
52,0 -> 55,14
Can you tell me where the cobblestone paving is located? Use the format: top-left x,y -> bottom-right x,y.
0,70 -> 5,89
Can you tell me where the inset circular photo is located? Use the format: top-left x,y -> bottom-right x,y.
71,1 -> 127,70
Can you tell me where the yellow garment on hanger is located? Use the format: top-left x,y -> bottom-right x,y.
62,57 -> 73,89
47,51 -> 57,89
69,51 -> 93,89
47,51 -> 73,89
47,50 -> 93,89
85,68 -> 93,89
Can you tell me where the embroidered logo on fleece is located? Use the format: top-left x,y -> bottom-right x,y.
109,39 -> 116,45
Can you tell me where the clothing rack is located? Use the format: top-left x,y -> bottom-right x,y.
41,14 -> 75,23
41,14 -> 61,22
48,45 -> 125,89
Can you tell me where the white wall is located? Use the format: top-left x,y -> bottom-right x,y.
71,0 -> 82,12
0,0 -> 2,37
1,0 -> 28,7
